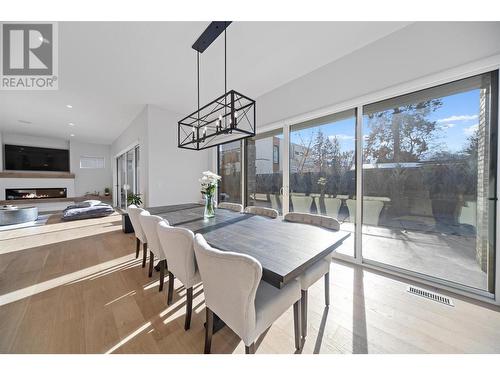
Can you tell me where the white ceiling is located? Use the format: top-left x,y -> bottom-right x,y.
0,21 -> 411,144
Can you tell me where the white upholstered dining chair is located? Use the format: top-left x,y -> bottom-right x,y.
139,213 -> 168,291
284,212 -> 340,339
193,233 -> 302,354
127,205 -> 149,268
157,221 -> 201,330
217,202 -> 243,213
244,206 -> 279,219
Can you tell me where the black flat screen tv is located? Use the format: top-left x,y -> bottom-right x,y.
4,144 -> 70,172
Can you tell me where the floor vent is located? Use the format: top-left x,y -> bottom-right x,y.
406,285 -> 454,306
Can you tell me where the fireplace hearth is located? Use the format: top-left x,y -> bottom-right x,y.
6,188 -> 67,200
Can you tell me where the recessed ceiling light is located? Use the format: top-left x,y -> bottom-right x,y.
70,134 -> 75,137
18,120 -> 32,124
66,104 -> 73,108
68,122 -> 75,126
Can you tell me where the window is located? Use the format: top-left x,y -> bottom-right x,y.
216,69 -> 499,298
289,109 -> 356,256
80,156 -> 105,169
246,129 -> 283,213
273,145 -> 279,164
362,71 -> 497,292
218,141 -> 241,203
116,145 -> 139,209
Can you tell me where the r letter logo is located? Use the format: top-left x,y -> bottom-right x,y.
1,22 -> 58,90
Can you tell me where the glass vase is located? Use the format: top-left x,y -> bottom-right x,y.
204,193 -> 215,218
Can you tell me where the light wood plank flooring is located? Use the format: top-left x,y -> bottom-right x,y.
1,213 -> 500,354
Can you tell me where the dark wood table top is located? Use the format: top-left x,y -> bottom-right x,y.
147,203 -> 350,288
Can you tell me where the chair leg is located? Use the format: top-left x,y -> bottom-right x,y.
148,251 -> 154,277
324,272 -> 330,306
159,260 -> 165,292
204,307 -> 213,354
301,290 -> 308,338
245,343 -> 256,354
135,238 -> 140,258
184,287 -> 193,330
293,300 -> 302,350
167,272 -> 174,305
142,242 -> 148,268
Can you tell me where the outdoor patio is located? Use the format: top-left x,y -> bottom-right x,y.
336,222 -> 486,291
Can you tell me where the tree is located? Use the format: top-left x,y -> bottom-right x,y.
463,127 -> 479,159
311,129 -> 335,173
363,99 -> 443,163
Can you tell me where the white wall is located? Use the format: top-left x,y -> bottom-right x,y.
147,105 -> 211,206
69,140 -> 112,196
109,104 -> 212,207
257,22 -> 500,128
111,106 -> 149,205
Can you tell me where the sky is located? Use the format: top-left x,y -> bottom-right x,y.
289,89 -> 481,156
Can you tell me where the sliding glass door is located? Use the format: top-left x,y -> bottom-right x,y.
245,129 -> 284,213
362,71 -> 497,293
218,141 -> 242,204
220,69 -> 498,297
289,110 -> 357,257
116,145 -> 140,209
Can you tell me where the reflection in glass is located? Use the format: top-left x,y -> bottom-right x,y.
246,130 -> 284,213
289,110 -> 356,257
362,72 -> 497,292
218,141 -> 241,204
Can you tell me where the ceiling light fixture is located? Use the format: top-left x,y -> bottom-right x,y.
66,104 -> 73,108
70,134 -> 75,137
178,21 -> 256,151
68,122 -> 75,126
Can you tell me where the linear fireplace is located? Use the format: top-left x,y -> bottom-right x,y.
5,188 -> 67,200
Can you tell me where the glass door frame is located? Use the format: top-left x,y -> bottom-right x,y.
215,67 -> 499,304
280,95 -> 497,300
115,144 -> 140,209
243,128 -> 285,212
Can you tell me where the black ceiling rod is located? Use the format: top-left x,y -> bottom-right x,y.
192,21 -> 232,53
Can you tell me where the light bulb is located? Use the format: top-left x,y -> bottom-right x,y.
235,111 -> 238,118
192,126 -> 195,133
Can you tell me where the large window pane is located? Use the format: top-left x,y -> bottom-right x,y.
289,109 -> 356,257
246,130 -> 283,213
362,71 -> 497,292
116,145 -> 139,209
218,141 -> 241,203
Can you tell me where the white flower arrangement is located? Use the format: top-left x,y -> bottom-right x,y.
199,171 -> 221,196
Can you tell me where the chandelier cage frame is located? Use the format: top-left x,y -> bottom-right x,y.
177,21 -> 256,151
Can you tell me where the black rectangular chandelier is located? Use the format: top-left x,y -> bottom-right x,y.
178,22 -> 256,151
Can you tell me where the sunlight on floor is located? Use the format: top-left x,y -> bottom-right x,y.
0,223 -> 122,255
0,253 -> 137,306
104,322 -> 152,354
105,290 -> 137,306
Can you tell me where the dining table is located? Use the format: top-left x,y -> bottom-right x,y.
147,203 -> 350,289
147,203 -> 350,333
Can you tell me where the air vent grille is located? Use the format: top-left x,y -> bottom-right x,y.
406,285 -> 454,306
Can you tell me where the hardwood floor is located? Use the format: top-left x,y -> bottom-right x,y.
1,213 -> 500,354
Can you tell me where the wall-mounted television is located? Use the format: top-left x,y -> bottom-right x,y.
4,144 -> 70,172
